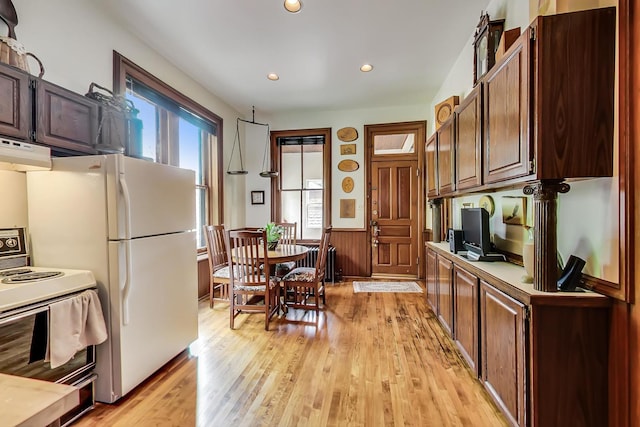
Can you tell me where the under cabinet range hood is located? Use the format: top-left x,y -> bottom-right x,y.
0,138 -> 51,171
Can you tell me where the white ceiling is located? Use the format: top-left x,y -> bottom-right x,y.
96,0 -> 491,116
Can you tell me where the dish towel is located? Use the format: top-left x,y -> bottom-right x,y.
47,289 -> 108,369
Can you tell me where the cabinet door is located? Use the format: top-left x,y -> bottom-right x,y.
480,280 -> 526,427
455,85 -> 482,190
436,117 -> 454,194
426,133 -> 438,198
483,32 -> 531,184
0,65 -> 30,140
35,80 -> 98,154
436,256 -> 453,335
425,248 -> 438,313
453,266 -> 479,375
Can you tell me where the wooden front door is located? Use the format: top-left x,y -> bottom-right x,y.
366,121 -> 425,277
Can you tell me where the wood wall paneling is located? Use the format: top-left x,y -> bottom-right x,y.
330,230 -> 370,278
197,257 -> 209,299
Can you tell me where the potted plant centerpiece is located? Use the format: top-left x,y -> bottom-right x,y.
263,222 -> 284,250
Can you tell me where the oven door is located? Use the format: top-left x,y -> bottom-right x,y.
0,294 -> 96,382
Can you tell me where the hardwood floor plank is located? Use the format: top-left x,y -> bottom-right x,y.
75,281 -> 507,427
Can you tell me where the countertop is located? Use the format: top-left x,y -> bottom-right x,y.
0,373 -> 79,427
426,241 -> 611,307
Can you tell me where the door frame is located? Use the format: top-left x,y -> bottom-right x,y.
365,121 -> 426,278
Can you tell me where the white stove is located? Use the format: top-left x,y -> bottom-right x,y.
0,228 -> 96,314
0,266 -> 96,313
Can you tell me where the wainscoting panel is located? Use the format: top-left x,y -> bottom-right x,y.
331,229 -> 370,278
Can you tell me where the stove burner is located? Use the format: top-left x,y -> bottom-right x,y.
0,268 -> 32,277
1,271 -> 64,284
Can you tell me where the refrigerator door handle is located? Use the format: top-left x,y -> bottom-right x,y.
121,240 -> 132,326
119,173 -> 132,240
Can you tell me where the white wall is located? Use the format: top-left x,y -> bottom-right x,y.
268,104 -> 428,229
11,0 -> 245,229
0,171 -> 28,228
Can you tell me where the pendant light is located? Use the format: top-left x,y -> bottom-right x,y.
233,106 -> 278,178
259,123 -> 278,178
226,118 -> 248,175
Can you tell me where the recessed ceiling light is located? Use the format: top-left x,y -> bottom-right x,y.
284,0 -> 302,13
360,64 -> 374,72
267,73 -> 279,81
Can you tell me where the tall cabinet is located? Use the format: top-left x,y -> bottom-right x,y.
424,7 -> 616,427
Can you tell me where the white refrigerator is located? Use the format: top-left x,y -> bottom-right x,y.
26,154 -> 198,403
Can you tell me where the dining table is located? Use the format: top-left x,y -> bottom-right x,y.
261,244 -> 309,272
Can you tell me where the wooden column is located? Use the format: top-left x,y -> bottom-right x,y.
523,180 -> 570,292
430,198 -> 443,243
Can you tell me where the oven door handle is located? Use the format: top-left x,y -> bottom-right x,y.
70,373 -> 98,389
0,305 -> 48,326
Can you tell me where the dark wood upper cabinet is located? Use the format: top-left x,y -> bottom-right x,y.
34,80 -> 99,155
532,8 -> 615,179
425,133 -> 438,198
455,84 -> 483,190
484,7 -> 615,185
0,65 -> 30,140
484,31 -> 531,184
436,116 -> 455,195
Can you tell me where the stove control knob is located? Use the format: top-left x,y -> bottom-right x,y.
5,238 -> 16,248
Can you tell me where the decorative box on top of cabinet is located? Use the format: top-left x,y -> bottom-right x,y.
483,7 -> 616,185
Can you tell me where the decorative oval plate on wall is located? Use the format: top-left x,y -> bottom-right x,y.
337,127 -> 358,142
342,177 -> 354,193
338,159 -> 359,172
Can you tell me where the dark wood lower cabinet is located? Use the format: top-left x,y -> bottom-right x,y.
426,242 -> 610,427
425,247 -> 438,313
454,266 -> 479,375
436,256 -> 453,335
480,280 -> 526,427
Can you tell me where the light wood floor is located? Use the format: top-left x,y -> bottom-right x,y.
75,280 -> 507,426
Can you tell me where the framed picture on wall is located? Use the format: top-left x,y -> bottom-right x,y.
251,191 -> 264,205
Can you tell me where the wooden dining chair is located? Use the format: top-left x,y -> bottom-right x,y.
280,226 -> 332,320
203,225 -> 232,308
225,229 -> 279,330
275,222 -> 297,277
